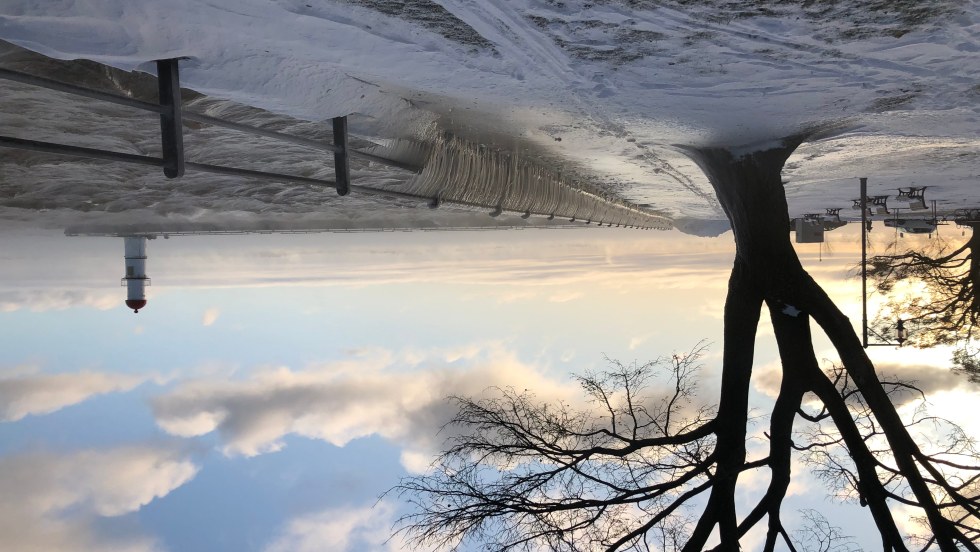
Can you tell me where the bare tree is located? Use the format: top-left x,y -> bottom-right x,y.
394,350 -> 980,551
396,347 -> 720,551
793,510 -> 861,552
796,364 -> 980,549
394,138 -> 980,551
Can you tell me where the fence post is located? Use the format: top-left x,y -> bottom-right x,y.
861,177 -> 869,348
156,59 -> 184,178
332,116 -> 350,196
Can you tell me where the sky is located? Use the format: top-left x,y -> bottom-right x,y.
0,226 -> 733,552
0,223 -> 978,551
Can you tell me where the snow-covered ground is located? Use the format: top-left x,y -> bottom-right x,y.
1,3 -> 978,551
1,0 -> 977,227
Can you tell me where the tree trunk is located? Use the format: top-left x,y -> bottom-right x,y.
967,224 -> 980,325
768,306 -> 908,551
688,139 -> 960,551
682,258 -> 762,552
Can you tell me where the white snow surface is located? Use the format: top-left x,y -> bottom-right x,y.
1,0 -> 978,222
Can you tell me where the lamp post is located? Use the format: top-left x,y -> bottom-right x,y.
863,317 -> 909,348
896,319 -> 908,346
862,177 -> 869,346
861,177 -> 909,348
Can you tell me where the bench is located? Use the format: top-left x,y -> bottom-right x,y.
897,187 -> 928,210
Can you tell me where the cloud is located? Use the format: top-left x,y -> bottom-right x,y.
0,445 -> 197,551
0,289 -> 120,313
495,289 -> 538,304
4,446 -> 198,517
873,362 -> 968,398
152,344 -> 580,463
740,441 -> 812,500
0,368 -> 150,422
752,360 -> 784,399
548,291 -> 583,303
264,501 -> 404,552
152,342 -> 723,478
0,229 -> 735,301
628,335 -> 651,351
202,307 -> 221,327
753,357 -> 970,406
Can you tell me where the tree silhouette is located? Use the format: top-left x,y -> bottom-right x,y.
793,510 -> 861,552
395,350 -> 980,551
866,222 -> 980,381
395,138 -> 980,551
397,349 -> 717,551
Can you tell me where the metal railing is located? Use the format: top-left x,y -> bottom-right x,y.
0,59 -> 669,229
66,225 -> 602,238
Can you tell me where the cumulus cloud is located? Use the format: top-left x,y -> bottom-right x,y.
152,342 -> 723,475
152,344 -> 580,463
0,368 -> 150,422
0,445 -> 198,552
264,501 -> 406,552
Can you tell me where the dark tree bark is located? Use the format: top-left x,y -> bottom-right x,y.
691,140 -> 976,552
682,258 -> 761,552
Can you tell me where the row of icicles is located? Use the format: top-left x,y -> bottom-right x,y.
370,134 -> 672,230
